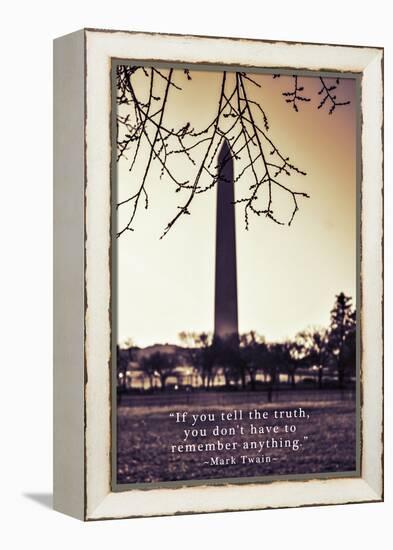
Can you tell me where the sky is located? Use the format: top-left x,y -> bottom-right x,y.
115,66 -> 357,348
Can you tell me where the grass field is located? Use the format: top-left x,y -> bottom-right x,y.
117,391 -> 357,484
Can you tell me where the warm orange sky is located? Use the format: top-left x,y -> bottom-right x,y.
116,67 -> 358,347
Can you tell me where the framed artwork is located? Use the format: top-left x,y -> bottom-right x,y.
53,29 -> 383,520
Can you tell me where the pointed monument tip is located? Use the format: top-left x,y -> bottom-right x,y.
219,137 -> 231,157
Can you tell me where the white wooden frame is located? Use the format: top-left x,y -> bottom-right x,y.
53,29 -> 383,521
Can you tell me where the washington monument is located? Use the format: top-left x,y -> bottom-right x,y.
214,139 -> 239,346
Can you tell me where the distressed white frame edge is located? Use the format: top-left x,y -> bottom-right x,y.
83,30 -> 383,520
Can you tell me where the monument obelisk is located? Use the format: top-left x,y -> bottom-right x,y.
214,139 -> 239,346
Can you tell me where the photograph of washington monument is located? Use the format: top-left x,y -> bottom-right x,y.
114,63 -> 358,485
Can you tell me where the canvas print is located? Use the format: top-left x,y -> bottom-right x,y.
113,63 -> 359,487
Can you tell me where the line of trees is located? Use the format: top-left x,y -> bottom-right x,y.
118,292 -> 356,393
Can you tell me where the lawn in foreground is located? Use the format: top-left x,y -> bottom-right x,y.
117,394 -> 357,484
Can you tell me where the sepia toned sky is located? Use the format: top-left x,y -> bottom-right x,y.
116,67 -> 357,347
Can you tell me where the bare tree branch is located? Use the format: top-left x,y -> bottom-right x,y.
282,75 -> 311,112
317,77 -> 351,114
116,67 -> 316,238
274,73 -> 351,115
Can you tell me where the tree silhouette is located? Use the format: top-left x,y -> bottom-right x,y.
295,328 -> 330,389
279,340 -> 300,387
141,351 -> 176,391
117,344 -> 134,392
178,331 -> 218,388
116,68 -> 350,238
329,293 -> 356,389
239,331 -> 267,391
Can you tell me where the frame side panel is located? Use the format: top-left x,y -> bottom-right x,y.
53,29 -> 86,520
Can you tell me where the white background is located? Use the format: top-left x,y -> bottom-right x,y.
1,1 -> 391,548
